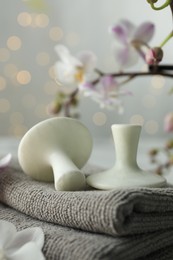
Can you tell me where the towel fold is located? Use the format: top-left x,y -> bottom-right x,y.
1,167 -> 173,237
1,203 -> 173,260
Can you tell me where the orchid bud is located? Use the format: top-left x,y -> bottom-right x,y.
145,47 -> 163,65
164,113 -> 173,132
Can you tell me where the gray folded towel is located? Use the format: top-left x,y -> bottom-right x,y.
1,203 -> 173,260
1,167 -> 173,237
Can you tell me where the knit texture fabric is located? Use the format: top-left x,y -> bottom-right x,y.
1,167 -> 173,236
1,203 -> 173,260
1,167 -> 173,259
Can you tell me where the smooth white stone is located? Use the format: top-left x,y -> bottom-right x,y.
18,117 -> 93,191
87,124 -> 166,190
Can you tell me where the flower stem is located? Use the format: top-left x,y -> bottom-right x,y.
90,67 -> 173,88
149,0 -> 172,10
64,88 -> 79,117
96,69 -> 173,79
160,31 -> 173,47
118,75 -> 136,87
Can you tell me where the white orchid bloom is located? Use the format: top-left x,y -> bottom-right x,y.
0,220 -> 45,260
54,45 -> 97,86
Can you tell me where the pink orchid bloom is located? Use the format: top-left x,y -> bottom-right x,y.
0,153 -> 11,173
110,20 -> 155,68
54,45 -> 97,86
164,113 -> 173,132
80,75 -> 130,113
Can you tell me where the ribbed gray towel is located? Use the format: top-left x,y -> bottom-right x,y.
1,167 -> 173,237
1,203 -> 173,260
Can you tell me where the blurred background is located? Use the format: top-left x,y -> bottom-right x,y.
0,0 -> 173,139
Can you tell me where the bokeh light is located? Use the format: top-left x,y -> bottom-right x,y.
17,12 -> 32,27
7,36 -> 22,51
129,114 -> 144,125
0,48 -> 10,62
92,112 -> 107,126
35,13 -> 49,28
49,26 -> 64,42
16,70 -> 31,85
144,120 -> 159,134
151,75 -> 165,89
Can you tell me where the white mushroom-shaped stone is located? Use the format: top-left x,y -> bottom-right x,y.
18,117 -> 93,191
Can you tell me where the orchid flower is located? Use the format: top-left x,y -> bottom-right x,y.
164,112 -> 173,132
54,45 -> 97,86
80,75 -> 130,113
0,153 -> 11,173
110,20 -> 155,68
0,220 -> 45,260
